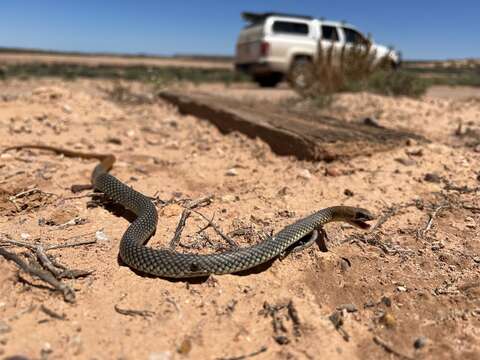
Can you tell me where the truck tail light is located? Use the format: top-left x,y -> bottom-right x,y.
260,41 -> 270,57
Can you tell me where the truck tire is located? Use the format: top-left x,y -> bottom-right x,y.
288,58 -> 315,91
253,73 -> 283,88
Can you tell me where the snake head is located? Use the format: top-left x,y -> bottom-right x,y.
347,208 -> 375,230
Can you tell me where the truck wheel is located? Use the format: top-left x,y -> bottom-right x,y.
253,73 -> 282,88
289,58 -> 314,91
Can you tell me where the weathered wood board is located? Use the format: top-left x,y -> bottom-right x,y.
159,91 -> 425,161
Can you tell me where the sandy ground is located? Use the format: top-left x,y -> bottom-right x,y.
0,78 -> 479,360
0,52 -> 232,69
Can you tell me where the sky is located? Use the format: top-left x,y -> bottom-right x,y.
0,1 -> 478,60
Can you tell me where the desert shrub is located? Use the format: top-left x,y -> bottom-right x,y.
298,41 -> 428,99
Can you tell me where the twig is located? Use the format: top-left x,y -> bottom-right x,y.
329,310 -> 350,341
185,194 -> 214,209
371,201 -> 418,232
373,336 -> 413,360
217,346 -> 267,360
169,209 -> 191,250
0,247 -> 75,303
420,205 -> 450,237
46,238 -> 97,250
40,304 -> 66,320
114,304 -> 155,318
189,208 -> 239,248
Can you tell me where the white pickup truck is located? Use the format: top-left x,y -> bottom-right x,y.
235,12 -> 401,87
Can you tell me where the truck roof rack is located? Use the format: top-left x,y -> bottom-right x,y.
241,12 -> 314,23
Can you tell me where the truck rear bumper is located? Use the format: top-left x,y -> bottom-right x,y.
235,60 -> 287,75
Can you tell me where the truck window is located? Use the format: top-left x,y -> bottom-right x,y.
343,28 -> 368,45
321,25 -> 339,42
272,21 -> 309,35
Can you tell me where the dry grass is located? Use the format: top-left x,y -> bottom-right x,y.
297,41 -> 428,105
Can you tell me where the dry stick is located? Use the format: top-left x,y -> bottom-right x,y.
421,205 -> 450,237
114,304 -> 155,318
40,304 -> 66,320
370,201 -> 417,232
169,209 -> 191,250
217,346 -> 268,360
373,336 -> 413,360
189,208 -> 238,248
0,247 -> 75,303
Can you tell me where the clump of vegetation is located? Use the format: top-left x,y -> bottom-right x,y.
295,41 -> 428,103
0,63 -> 249,84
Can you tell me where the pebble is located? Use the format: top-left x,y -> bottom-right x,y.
337,304 -> 357,313
225,168 -> 238,176
149,351 -> 172,360
363,117 -> 382,127
20,233 -> 30,240
325,166 -> 341,177
344,189 -> 354,197
0,320 -> 11,334
221,194 -> 237,202
380,312 -> 396,328
41,342 -> 53,355
397,286 -> 407,292
95,230 -> 109,242
395,158 -> 416,166
414,337 -> 428,349
62,104 -> 72,114
474,144 -> 480,153
424,173 -> 441,183
298,169 -> 312,180
177,338 -> 192,355
465,216 -> 476,229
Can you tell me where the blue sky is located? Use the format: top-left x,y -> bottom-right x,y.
0,1 -> 478,60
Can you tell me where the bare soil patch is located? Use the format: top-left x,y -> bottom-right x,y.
0,78 -> 479,360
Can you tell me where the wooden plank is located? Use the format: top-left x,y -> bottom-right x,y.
159,90 -> 425,161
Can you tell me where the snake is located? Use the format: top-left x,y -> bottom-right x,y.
3,145 -> 374,278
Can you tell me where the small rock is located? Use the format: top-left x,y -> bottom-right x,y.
278,186 -> 290,196
41,342 -> 53,355
106,137 -> 122,145
225,168 -> 238,176
414,337 -> 428,349
424,173 -> 441,183
473,256 -> 480,264
177,338 -> 192,355
126,130 -> 136,138
380,312 -> 396,328
221,194 -> 237,202
344,189 -> 354,197
397,286 -> 407,292
337,304 -> 357,313
20,233 -> 30,240
325,166 -> 341,177
473,144 -> 480,153
395,158 -> 416,166
406,148 -> 423,157
431,241 -> 444,251
62,104 -> 72,114
298,169 -> 312,180
363,117 -> 382,128
149,352 -> 173,360
465,216 -> 476,229
95,230 -> 109,242
0,320 -> 11,334
274,335 -> 289,345
380,296 -> 392,307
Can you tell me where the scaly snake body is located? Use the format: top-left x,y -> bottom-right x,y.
4,145 -> 374,278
